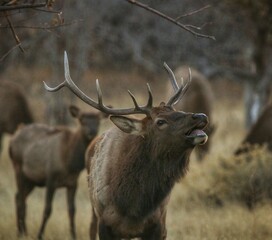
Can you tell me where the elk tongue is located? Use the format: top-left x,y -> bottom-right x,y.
188,129 -> 208,145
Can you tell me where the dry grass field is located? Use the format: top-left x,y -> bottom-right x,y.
1,68 -> 272,240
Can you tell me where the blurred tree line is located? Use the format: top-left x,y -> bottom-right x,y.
0,0 -> 271,126
225,0 -> 272,127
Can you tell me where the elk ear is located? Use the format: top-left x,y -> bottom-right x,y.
69,105 -> 81,118
110,116 -> 143,135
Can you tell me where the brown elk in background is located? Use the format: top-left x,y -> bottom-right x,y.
235,103 -> 272,155
166,66 -> 215,161
44,52 -> 209,240
0,80 -> 33,153
9,105 -> 107,240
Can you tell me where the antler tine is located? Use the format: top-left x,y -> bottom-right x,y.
95,79 -> 115,114
166,65 -> 191,106
127,83 -> 153,115
44,51 -> 153,116
145,83 -> 153,109
96,79 -> 102,104
44,51 -> 101,111
177,68 -> 191,100
163,62 -> 179,92
128,90 -> 141,110
43,52 -> 72,92
180,77 -> 184,88
43,81 -> 65,92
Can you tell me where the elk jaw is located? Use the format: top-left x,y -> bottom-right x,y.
186,121 -> 208,145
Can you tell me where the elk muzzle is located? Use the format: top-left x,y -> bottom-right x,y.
186,113 -> 208,145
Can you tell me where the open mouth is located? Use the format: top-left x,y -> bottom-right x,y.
185,122 -> 208,145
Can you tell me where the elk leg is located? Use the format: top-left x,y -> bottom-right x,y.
67,185 -> 77,240
15,176 -> 34,237
90,207 -> 98,240
98,222 -> 120,240
141,222 -> 164,240
0,132 -> 3,154
37,182 -> 56,240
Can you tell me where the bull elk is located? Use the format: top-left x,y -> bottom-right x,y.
0,80 -> 33,153
44,52 -> 209,239
9,105 -> 107,240
166,66 -> 215,161
235,103 -> 272,155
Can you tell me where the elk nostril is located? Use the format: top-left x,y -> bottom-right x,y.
192,113 -> 208,121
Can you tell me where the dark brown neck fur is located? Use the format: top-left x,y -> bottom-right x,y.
111,134 -> 192,220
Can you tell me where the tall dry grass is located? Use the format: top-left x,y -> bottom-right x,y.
1,71 -> 272,239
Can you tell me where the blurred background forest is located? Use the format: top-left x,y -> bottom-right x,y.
1,0 -> 272,239
0,0 -> 271,126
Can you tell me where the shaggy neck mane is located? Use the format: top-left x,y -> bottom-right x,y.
113,134 -> 192,221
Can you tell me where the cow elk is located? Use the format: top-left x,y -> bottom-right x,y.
44,52 -> 209,240
9,104 -> 107,240
235,103 -> 272,155
166,66 -> 215,161
0,80 -> 33,153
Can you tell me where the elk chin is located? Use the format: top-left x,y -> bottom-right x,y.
186,129 -> 208,145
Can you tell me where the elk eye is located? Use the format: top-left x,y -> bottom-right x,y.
155,119 -> 168,128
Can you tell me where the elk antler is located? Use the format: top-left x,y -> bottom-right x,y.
163,62 -> 191,106
43,51 -> 153,116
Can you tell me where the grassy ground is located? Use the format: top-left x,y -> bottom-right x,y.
1,70 -> 272,239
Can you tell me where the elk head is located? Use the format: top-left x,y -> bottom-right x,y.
43,52 -> 208,150
69,105 -> 107,141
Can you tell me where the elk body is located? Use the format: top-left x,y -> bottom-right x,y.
9,105 -> 106,240
166,66 -> 215,161
235,103 -> 272,155
0,80 -> 33,153
44,53 -> 209,240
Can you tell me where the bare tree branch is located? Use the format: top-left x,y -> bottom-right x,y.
4,11 -> 25,53
32,8 -> 61,14
0,43 -> 22,62
0,3 -> 46,11
125,0 -> 215,40
0,19 -> 83,30
175,5 -> 211,20
185,22 -> 213,31
0,1 -> 62,59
